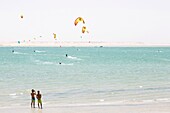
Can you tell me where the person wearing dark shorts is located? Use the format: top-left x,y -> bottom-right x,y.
31,89 -> 36,108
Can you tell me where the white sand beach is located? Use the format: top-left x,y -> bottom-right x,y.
0,42 -> 170,47
0,103 -> 170,113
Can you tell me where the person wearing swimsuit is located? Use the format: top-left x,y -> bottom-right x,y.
36,90 -> 43,109
31,89 -> 36,108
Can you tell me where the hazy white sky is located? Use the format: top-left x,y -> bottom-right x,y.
0,0 -> 170,43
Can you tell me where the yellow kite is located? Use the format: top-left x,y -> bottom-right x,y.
82,26 -> 89,33
74,17 -> 85,26
53,33 -> 56,40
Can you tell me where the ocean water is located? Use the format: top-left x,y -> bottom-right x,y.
0,47 -> 170,107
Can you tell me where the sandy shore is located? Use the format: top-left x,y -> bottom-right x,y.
0,42 -> 170,47
0,103 -> 170,113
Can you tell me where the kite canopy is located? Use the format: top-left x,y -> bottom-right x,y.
53,33 -> 56,40
74,17 -> 85,26
74,17 -> 89,34
82,26 -> 86,33
82,26 -> 89,33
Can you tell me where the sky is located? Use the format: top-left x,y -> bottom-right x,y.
0,0 -> 170,43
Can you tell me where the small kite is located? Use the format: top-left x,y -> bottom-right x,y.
82,26 -> 89,33
53,33 -> 56,40
74,17 -> 85,26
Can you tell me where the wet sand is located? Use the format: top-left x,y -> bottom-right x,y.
0,103 -> 170,113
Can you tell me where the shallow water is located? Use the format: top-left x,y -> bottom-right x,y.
0,47 -> 170,107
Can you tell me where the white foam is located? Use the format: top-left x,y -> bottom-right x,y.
35,50 -> 46,53
139,86 -> 143,88
9,93 -> 19,98
13,52 -> 27,55
46,101 -> 126,107
57,63 -> 74,66
67,56 -> 82,60
9,93 -> 16,96
100,99 -> 105,102
35,60 -> 54,65
156,50 -> 162,53
142,99 -> 154,103
42,61 -> 54,65
156,98 -> 170,102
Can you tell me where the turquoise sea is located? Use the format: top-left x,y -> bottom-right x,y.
0,47 -> 170,107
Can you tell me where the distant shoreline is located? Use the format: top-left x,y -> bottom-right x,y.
0,42 -> 170,47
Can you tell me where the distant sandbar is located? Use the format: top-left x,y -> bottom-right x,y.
0,42 -> 170,47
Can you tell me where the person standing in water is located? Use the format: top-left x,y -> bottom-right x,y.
36,91 -> 43,109
31,89 -> 36,108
